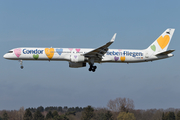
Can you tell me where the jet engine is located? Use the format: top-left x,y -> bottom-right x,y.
69,62 -> 86,68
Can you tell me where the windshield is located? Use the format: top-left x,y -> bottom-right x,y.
8,51 -> 13,53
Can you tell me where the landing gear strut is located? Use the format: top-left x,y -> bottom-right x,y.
19,60 -> 24,69
89,65 -> 97,72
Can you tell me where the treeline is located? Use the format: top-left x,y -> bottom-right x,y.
0,106 -> 112,120
26,106 -> 84,113
1,97 -> 180,120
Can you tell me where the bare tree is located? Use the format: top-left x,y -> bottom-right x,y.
18,107 -> 25,120
107,97 -> 134,112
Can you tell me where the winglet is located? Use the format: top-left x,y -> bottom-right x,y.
84,33 -> 117,58
110,33 -> 117,42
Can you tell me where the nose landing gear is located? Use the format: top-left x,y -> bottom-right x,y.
19,60 -> 24,69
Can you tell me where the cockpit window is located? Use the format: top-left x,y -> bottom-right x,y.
8,51 -> 13,53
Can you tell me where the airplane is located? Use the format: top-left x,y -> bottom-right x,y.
3,28 -> 175,72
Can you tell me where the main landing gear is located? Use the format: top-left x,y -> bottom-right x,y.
88,58 -> 97,72
89,65 -> 97,72
19,60 -> 24,69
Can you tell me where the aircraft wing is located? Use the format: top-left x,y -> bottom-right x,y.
84,33 -> 117,58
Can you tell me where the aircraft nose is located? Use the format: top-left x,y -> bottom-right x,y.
3,54 -> 8,59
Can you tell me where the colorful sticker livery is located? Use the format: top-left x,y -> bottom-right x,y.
157,35 -> 170,49
76,49 -> 80,52
69,48 -> 73,51
151,45 -> 156,51
45,48 -> 54,59
56,48 -> 63,55
120,56 -> 126,62
114,56 -> 119,61
33,54 -> 39,60
3,28 -> 175,72
14,48 -> 21,58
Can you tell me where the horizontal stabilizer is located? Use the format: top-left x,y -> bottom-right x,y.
155,49 -> 175,56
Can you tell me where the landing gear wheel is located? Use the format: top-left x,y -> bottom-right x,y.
20,66 -> 24,69
90,65 -> 93,69
88,65 -> 93,71
92,66 -> 97,72
88,65 -> 97,72
93,66 -> 97,69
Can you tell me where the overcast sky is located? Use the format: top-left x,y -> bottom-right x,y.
0,0 -> 180,110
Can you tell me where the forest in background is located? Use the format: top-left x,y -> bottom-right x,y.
0,97 -> 180,120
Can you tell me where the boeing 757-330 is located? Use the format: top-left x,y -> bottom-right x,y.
3,28 -> 175,72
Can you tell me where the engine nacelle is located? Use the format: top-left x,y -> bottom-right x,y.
70,54 -> 85,63
69,62 -> 86,68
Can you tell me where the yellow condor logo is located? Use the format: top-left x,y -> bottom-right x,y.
45,48 -> 54,59
157,35 -> 170,49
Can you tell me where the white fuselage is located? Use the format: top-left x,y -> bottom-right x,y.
3,47 -> 172,63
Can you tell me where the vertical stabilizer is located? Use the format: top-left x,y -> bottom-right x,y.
146,28 -> 175,57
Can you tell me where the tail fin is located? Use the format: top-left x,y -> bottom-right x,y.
146,28 -> 175,56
